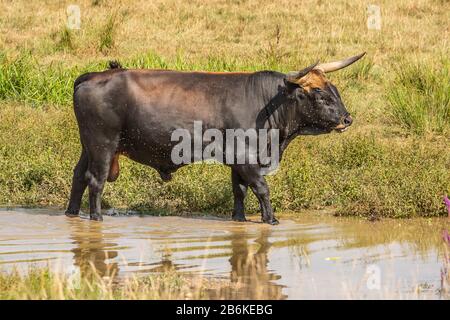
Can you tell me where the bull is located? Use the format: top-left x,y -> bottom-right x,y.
65,53 -> 366,224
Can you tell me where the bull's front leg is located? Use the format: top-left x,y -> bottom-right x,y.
250,176 -> 279,225
232,165 -> 279,225
231,169 -> 248,222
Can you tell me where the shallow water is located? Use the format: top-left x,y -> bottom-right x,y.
0,208 -> 449,299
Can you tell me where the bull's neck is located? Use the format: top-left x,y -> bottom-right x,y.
254,73 -> 301,156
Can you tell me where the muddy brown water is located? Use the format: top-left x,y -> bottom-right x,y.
0,208 -> 449,299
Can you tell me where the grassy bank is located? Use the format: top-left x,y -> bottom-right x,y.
387,60 -> 450,135
0,0 -> 449,218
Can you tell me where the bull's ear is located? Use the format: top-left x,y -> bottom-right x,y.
282,80 -> 307,100
285,61 -> 319,84
282,78 -> 300,94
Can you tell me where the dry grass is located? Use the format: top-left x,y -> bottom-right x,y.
0,0 -> 447,65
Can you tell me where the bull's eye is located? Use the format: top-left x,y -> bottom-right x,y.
312,88 -> 322,94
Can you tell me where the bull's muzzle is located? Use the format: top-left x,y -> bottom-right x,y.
334,115 -> 353,132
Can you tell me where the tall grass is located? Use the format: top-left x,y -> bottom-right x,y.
0,53 -> 80,105
54,27 -> 75,51
387,59 -> 450,135
98,13 -> 121,54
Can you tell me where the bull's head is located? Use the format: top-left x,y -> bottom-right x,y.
284,53 -> 365,134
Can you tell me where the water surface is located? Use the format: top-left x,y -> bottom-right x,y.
0,208 -> 449,299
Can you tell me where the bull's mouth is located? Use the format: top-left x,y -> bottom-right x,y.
334,123 -> 349,133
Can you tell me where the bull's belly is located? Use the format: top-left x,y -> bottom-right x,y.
113,133 -> 183,182
110,114 -> 229,181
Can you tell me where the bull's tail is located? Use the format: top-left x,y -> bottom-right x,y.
74,60 -> 124,93
108,60 -> 123,69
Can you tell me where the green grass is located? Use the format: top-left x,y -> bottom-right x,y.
0,52 -> 78,106
387,59 -> 450,135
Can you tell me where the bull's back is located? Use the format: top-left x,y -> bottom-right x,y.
75,69 -> 255,127
124,70 -> 255,127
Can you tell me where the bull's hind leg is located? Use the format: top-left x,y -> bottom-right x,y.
85,153 -> 114,221
65,148 -> 88,217
84,138 -> 119,221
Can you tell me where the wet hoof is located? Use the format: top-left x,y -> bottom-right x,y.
90,214 -> 103,221
232,215 -> 247,222
262,217 -> 279,225
65,210 -> 79,218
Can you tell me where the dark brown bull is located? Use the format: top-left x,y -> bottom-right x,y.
65,53 -> 365,224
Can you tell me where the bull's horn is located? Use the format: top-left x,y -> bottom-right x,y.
286,61 -> 319,82
315,52 -> 366,73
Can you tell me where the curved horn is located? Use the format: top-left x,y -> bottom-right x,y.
315,52 -> 366,73
286,61 -> 319,83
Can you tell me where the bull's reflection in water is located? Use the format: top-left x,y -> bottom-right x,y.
68,219 -> 119,279
66,217 -> 285,299
213,227 -> 286,299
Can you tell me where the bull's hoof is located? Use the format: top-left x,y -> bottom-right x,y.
90,214 -> 103,221
232,215 -> 247,222
262,217 -> 279,225
65,210 -> 79,218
